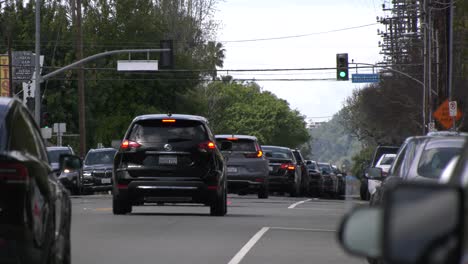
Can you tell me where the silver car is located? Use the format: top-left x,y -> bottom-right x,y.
215,135 -> 269,199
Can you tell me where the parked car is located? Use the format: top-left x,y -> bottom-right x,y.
338,136 -> 468,264
317,162 -> 339,198
112,114 -> 232,216
82,148 -> 117,193
292,149 -> 310,196
360,146 -> 400,200
262,145 -> 301,197
0,97 -> 73,263
305,160 -> 322,197
369,134 -> 465,207
215,135 -> 269,199
46,146 -> 74,172
367,153 -> 396,198
332,165 -> 346,198
47,146 -> 84,194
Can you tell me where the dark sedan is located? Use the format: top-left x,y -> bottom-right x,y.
82,148 -> 117,193
317,162 -> 339,198
305,160 -> 322,197
0,97 -> 73,263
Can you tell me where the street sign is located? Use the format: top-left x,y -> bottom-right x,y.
351,73 -> 380,83
117,60 -> 158,71
12,51 -> 34,82
53,123 -> 67,133
449,101 -> 457,117
41,127 -> 52,139
433,99 -> 462,129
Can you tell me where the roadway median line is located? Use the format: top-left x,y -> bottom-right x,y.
227,227 -> 270,264
288,198 -> 312,209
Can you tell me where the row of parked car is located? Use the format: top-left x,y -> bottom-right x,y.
339,131 -> 468,264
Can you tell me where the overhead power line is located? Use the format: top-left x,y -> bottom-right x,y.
219,23 -> 380,43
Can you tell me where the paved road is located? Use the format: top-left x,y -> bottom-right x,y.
70,194 -> 367,264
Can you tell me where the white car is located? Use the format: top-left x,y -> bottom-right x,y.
368,153 -> 396,195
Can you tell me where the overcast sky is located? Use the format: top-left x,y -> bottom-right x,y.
214,0 -> 385,122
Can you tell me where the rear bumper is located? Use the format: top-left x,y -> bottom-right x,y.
115,179 -> 218,204
268,176 -> 294,191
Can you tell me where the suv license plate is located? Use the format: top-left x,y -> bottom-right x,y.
159,155 -> 178,165
101,178 -> 111,184
227,167 -> 238,173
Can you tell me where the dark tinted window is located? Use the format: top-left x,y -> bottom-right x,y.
417,147 -> 462,179
262,147 -> 293,159
85,150 -> 117,165
318,163 -> 332,174
10,107 -> 42,158
129,120 -> 207,144
380,156 -> 395,165
307,163 -> 317,170
389,144 -> 408,177
217,139 -> 256,152
48,149 -> 72,163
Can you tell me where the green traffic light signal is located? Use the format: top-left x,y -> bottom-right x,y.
336,53 -> 349,81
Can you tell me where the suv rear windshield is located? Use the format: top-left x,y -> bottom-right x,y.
262,147 -> 293,159
417,147 -> 462,179
85,150 -> 117,165
216,138 -> 256,152
129,120 -> 208,144
307,163 -> 317,170
379,156 -> 395,165
318,163 -> 332,174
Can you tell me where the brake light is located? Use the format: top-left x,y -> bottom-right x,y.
198,141 -> 216,151
280,163 -> 296,170
162,119 -> 176,123
121,140 -> 141,149
226,137 -> 238,141
117,183 -> 128,189
245,143 -> 264,158
0,163 -> 29,184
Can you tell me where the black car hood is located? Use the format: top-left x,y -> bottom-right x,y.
83,164 -> 113,171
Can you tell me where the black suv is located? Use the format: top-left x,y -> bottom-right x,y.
82,148 -> 117,193
112,114 -> 231,216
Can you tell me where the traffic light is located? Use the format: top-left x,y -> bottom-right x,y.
336,53 -> 349,81
41,112 -> 50,128
160,40 -> 174,69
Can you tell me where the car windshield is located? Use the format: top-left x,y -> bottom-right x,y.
84,150 -> 117,165
417,147 -> 462,179
47,149 -> 71,163
130,120 -> 207,144
262,147 -> 293,159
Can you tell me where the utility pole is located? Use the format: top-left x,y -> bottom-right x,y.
34,0 -> 41,124
448,0 -> 455,130
75,0 -> 86,157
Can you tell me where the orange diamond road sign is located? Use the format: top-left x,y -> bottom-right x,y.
433,99 -> 463,129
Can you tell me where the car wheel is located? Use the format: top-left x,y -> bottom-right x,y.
113,196 -> 132,215
210,186 -> 227,216
258,184 -> 269,199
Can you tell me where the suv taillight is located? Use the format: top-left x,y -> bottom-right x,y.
280,163 -> 296,170
198,141 -> 216,152
121,140 -> 141,150
244,143 -> 263,158
0,163 -> 29,184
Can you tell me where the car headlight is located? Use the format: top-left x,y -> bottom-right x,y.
64,169 -> 71,173
83,172 -> 92,178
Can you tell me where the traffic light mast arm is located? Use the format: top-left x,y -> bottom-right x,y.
351,62 -> 423,86
41,49 -> 170,82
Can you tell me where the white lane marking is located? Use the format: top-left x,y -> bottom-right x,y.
288,198 -> 312,209
227,227 -> 270,264
270,227 -> 336,232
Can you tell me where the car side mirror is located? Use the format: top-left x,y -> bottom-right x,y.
338,207 -> 382,258
59,154 -> 82,172
219,141 -> 232,151
366,167 -> 383,179
382,182 -> 463,264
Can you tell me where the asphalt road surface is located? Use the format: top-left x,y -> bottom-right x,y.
71,194 -> 367,264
